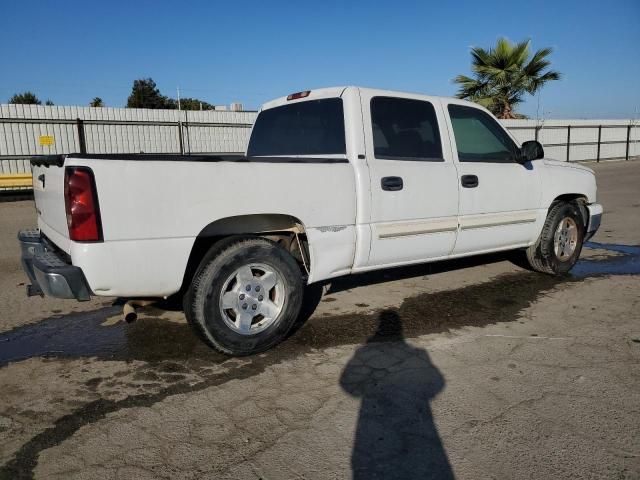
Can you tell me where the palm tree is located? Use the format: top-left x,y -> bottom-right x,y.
453,38 -> 561,119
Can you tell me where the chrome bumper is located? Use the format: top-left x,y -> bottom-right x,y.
585,203 -> 603,241
18,229 -> 91,301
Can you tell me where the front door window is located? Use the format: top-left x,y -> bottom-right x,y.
448,105 -> 518,163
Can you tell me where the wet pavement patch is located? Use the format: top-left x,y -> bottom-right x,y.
289,271 -> 569,350
571,242 -> 640,277
0,272 -> 565,368
84,377 -> 103,390
0,242 -> 637,369
0,306 -> 225,367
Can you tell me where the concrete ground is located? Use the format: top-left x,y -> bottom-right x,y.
0,160 -> 639,479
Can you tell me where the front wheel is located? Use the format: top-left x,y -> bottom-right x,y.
523,201 -> 585,275
184,236 -> 304,355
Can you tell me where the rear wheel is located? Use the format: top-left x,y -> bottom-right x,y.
523,201 -> 585,275
184,236 -> 304,355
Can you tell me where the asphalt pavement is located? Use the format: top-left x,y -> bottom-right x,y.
0,160 -> 639,479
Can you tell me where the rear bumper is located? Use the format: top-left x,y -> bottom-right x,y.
585,203 -> 603,241
18,229 -> 91,301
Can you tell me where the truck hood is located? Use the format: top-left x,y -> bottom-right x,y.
540,158 -> 598,204
543,159 -> 595,175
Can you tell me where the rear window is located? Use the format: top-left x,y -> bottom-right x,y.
247,98 -> 346,157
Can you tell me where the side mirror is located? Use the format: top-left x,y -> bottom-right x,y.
519,140 -> 544,162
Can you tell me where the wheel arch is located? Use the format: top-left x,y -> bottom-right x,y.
178,214 -> 311,297
549,194 -> 589,231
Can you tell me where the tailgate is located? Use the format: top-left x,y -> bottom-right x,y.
31,156 -> 71,252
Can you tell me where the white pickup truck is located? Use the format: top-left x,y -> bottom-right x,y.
20,86 -> 602,355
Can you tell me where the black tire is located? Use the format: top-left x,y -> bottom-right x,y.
184,236 -> 304,355
523,201 -> 585,275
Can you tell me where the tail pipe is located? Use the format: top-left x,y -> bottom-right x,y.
123,299 -> 155,323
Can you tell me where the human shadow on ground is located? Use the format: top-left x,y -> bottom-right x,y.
340,310 -> 454,480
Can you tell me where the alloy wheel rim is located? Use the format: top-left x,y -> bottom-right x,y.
218,263 -> 285,335
553,217 -> 578,261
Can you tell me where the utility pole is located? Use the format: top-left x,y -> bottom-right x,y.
177,86 -> 181,111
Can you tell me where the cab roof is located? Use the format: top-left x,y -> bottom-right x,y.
260,86 -> 469,111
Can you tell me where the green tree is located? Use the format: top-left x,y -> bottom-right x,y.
9,91 -> 41,105
90,97 -> 105,107
125,78 -> 216,110
453,38 -> 561,119
45,99 -> 54,106
178,97 -> 216,110
126,78 -> 173,109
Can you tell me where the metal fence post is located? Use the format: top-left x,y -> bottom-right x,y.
535,125 -> 540,142
76,118 -> 87,154
184,110 -> 190,155
566,125 -> 571,162
626,125 -> 632,161
596,125 -> 602,162
177,121 -> 184,155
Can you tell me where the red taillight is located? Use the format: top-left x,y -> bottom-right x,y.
64,167 -> 102,242
286,90 -> 310,101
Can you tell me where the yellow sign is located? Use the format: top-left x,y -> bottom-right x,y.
39,135 -> 55,146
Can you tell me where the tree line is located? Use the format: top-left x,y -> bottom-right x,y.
124,78 -> 216,110
6,78 -> 217,110
6,38 -> 560,118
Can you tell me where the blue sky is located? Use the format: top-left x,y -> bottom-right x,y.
2,0 -> 639,118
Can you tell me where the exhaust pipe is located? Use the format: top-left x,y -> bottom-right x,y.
123,302 -> 138,323
122,299 -> 155,323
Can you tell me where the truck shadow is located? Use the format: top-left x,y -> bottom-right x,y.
0,242 -> 637,367
290,241 -> 640,342
325,251 -> 511,295
320,241 -> 640,297
0,191 -> 33,203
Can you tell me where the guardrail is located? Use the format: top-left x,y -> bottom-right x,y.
507,123 -> 638,162
0,173 -> 31,189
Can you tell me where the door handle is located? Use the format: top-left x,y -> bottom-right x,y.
381,176 -> 403,191
461,175 -> 479,188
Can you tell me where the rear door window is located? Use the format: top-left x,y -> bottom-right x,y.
247,98 -> 346,157
370,97 -> 443,161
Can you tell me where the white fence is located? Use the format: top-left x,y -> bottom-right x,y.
502,119 -> 640,162
1,104 -> 639,177
0,104 -> 256,176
